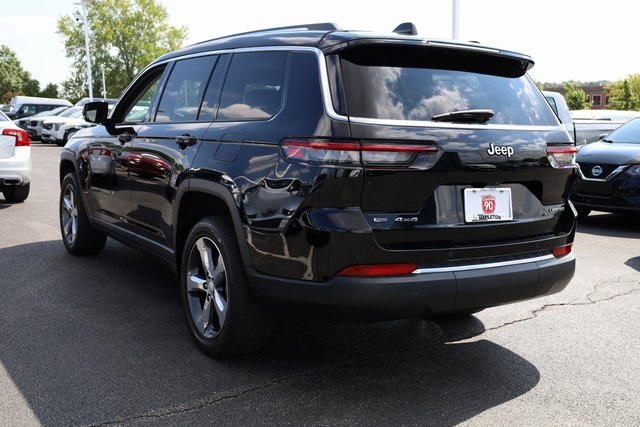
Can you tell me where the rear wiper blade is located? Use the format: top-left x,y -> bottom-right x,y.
431,109 -> 494,124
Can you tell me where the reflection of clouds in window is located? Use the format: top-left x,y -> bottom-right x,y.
374,67 -> 405,120
514,82 -> 542,125
367,69 -> 473,121
408,83 -> 469,121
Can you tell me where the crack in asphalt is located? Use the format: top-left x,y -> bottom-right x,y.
86,353 -> 391,426
485,279 -> 640,332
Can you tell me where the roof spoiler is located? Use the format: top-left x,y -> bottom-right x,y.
393,22 -> 418,35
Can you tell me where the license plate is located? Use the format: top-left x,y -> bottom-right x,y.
464,188 -> 513,223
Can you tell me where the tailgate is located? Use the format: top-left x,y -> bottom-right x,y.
352,124 -> 575,250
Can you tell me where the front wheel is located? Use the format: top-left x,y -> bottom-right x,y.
59,173 -> 107,255
181,217 -> 274,358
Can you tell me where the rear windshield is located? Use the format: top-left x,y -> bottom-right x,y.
335,46 -> 557,126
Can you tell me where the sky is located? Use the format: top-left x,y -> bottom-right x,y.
1,0 -> 638,89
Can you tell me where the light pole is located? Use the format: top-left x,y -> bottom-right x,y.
100,64 -> 106,100
452,0 -> 459,39
75,0 -> 96,100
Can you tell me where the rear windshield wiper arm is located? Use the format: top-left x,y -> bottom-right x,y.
431,109 -> 494,124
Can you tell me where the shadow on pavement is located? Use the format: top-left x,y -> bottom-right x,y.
0,240 -> 539,426
576,212 -> 640,238
625,256 -> 640,273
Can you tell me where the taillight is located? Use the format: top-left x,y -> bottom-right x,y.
282,140 -> 360,165
547,145 -> 577,169
281,139 -> 440,169
337,263 -> 417,277
552,244 -> 572,258
2,128 -> 30,147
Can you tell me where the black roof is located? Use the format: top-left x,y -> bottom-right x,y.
151,23 -> 534,74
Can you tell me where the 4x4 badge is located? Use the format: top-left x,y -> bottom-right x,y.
487,142 -> 514,157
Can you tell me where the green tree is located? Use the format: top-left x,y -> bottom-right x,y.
608,75 -> 640,110
0,45 -> 30,103
22,78 -> 41,97
564,82 -> 590,110
56,0 -> 187,101
39,83 -> 60,99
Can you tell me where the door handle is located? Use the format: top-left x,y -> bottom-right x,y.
176,134 -> 197,149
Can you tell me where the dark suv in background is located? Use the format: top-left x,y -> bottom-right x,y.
59,23 -> 578,357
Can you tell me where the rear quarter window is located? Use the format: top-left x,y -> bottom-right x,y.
217,51 -> 288,121
335,45 -> 556,126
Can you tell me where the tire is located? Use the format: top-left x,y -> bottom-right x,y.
3,182 -> 30,203
59,172 -> 107,255
576,207 -> 591,219
181,217 -> 274,357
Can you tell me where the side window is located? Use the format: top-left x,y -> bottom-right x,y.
119,66 -> 166,124
18,105 -> 34,116
218,51 -> 288,121
155,56 -> 217,123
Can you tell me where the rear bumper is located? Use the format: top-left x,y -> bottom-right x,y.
0,146 -> 31,186
248,252 -> 575,320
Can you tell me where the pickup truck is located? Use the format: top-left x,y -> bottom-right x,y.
543,91 -> 640,147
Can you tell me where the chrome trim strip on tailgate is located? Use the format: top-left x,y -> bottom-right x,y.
412,254 -> 555,274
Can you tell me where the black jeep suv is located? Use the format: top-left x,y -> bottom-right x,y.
59,23 -> 578,357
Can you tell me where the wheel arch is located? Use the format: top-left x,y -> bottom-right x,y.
59,152 -> 78,185
174,178 -> 254,271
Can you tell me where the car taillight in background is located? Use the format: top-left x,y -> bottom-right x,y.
281,139 -> 441,169
2,128 -> 30,147
547,145 -> 577,169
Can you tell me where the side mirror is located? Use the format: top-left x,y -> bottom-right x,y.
598,133 -> 609,141
83,101 -> 109,125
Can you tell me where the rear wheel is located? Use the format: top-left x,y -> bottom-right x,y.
181,217 -> 274,357
59,173 -> 106,255
3,183 -> 30,203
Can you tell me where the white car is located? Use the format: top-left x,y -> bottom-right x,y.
41,107 -> 95,146
18,106 -> 72,140
0,110 -> 31,202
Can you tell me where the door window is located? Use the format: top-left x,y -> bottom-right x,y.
155,56 -> 218,123
117,66 -> 166,124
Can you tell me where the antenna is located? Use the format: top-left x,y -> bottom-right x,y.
393,22 -> 418,35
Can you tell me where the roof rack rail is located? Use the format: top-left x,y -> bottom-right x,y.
393,22 -> 418,35
192,23 -> 339,46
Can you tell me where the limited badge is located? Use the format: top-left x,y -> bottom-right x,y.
481,194 -> 496,214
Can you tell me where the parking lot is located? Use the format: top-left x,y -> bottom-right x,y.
1,142 -> 639,426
